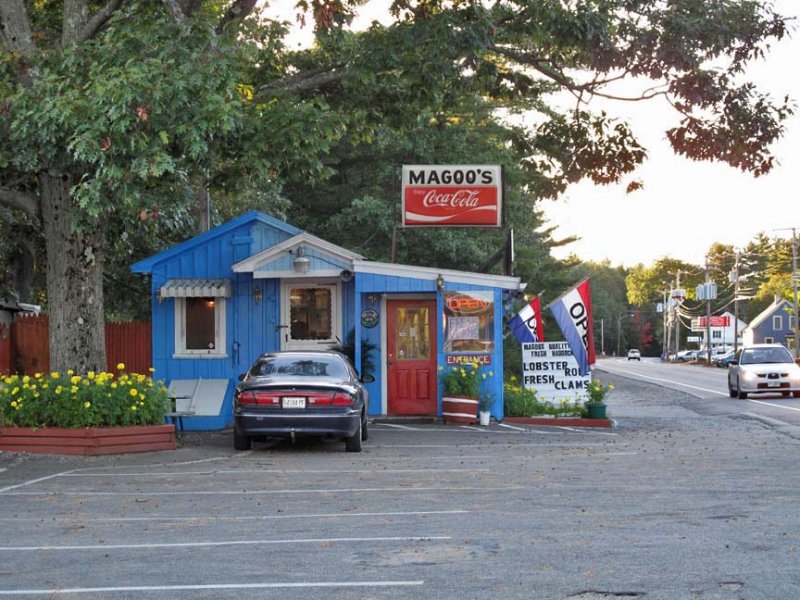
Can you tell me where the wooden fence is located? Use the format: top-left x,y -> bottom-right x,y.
0,315 -> 152,375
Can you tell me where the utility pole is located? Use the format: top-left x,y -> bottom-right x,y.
600,318 -> 605,355
704,255 -> 712,363
674,270 -> 682,359
775,227 -> 800,358
733,251 -> 740,354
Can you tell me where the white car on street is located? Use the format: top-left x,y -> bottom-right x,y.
727,344 -> 800,399
627,349 -> 641,361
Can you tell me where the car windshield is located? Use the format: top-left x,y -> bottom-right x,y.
250,356 -> 347,379
739,347 -> 794,365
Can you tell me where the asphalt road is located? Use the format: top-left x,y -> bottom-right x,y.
1,372 -> 800,599
598,356 -> 800,428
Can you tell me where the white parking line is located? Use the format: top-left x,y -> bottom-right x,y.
0,535 -> 451,552
380,423 -> 421,430
1,485 -> 527,497
0,509 -> 471,524
498,423 -> 527,432
0,581 -> 425,596
60,468 -> 490,477
0,470 -> 75,494
748,399 -> 800,412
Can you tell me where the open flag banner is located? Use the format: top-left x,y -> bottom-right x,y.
548,278 -> 596,376
508,296 -> 544,344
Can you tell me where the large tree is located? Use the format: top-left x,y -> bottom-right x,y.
0,0 -> 793,372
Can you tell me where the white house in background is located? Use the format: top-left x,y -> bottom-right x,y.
691,311 -> 747,350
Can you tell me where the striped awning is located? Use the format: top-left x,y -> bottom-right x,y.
159,278 -> 232,298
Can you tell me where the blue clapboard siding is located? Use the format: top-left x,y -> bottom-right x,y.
143,217 -> 296,431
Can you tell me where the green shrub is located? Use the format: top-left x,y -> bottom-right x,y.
0,364 -> 170,428
503,380 -> 583,417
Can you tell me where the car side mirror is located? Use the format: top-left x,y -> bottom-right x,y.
730,360 -> 738,366
361,374 -> 375,384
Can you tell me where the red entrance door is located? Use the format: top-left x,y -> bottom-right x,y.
387,299 -> 437,415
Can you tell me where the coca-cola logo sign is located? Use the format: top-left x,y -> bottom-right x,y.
402,165 -> 502,227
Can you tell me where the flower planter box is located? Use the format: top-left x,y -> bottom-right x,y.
442,396 -> 478,425
503,416 -> 612,428
0,424 -> 177,456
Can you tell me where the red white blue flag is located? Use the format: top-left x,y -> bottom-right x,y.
508,296 -> 544,344
548,278 -> 596,375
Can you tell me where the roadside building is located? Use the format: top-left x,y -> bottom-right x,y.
131,211 -> 522,430
741,298 -> 797,351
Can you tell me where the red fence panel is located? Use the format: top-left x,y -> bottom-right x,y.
3,316 -> 152,375
14,314 -> 50,375
106,322 -> 152,374
0,323 -> 12,374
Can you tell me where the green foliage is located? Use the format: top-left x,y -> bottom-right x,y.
0,367 -> 169,428
586,379 -> 614,404
503,381 -> 582,417
329,328 -> 378,378
439,363 -> 494,398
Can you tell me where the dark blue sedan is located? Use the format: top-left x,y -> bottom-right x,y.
233,351 -> 371,452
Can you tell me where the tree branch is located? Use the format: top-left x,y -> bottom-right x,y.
490,45 -> 668,103
215,0 -> 258,35
255,66 -> 347,99
161,0 -> 186,22
0,0 -> 35,56
0,188 -> 39,219
77,0 -> 124,44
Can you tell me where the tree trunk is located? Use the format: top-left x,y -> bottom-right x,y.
39,172 -> 107,373
193,176 -> 210,234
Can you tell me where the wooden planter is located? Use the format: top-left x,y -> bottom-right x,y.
0,424 -> 177,456
442,396 -> 478,425
504,416 -> 612,429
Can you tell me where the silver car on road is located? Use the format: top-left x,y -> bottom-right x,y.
727,344 -> 800,399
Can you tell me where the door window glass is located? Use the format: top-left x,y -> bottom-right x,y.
290,287 -> 332,341
395,307 -> 430,360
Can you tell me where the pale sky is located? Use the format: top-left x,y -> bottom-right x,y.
270,0 -> 799,269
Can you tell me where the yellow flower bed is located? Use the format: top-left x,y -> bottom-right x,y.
0,364 -> 169,428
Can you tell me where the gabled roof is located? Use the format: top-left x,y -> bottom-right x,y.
745,299 -> 796,331
232,231 -> 364,273
131,211 -> 301,274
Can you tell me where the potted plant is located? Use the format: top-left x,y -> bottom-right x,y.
478,391 -> 493,426
439,363 -> 482,424
585,378 -> 614,419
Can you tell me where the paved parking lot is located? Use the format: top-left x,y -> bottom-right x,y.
2,373 -> 800,599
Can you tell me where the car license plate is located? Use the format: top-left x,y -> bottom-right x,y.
767,382 -> 780,388
282,397 -> 306,409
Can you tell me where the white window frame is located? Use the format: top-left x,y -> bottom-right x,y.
764,336 -> 774,344
773,315 -> 783,331
173,297 -> 227,358
280,280 -> 341,351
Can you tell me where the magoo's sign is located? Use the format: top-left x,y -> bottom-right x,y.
402,165 -> 503,227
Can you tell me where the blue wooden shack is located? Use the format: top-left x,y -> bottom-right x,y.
131,211 -> 522,430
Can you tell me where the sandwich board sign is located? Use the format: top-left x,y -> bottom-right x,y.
521,341 -> 590,404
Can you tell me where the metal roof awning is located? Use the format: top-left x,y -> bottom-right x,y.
159,279 -> 232,298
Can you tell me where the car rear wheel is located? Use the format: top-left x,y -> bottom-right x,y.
361,415 -> 369,441
233,427 -> 252,451
345,420 -> 362,452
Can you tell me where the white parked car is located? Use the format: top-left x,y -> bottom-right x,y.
727,344 -> 800,399
627,349 -> 641,361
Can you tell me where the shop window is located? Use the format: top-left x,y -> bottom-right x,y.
443,291 -> 494,353
288,286 -> 335,343
174,297 -> 226,357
